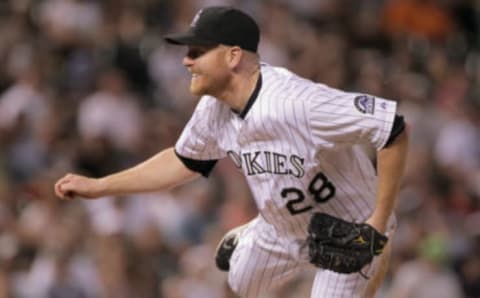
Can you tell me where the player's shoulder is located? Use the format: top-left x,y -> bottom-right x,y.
261,63 -> 347,102
261,63 -> 299,86
261,64 -> 398,119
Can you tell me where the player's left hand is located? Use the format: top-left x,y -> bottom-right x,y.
306,212 -> 388,276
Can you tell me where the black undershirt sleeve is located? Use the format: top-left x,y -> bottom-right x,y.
384,114 -> 405,148
174,150 -> 218,177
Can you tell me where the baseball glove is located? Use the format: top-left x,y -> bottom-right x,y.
307,212 -> 388,276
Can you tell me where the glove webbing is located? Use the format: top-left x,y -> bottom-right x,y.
327,222 -> 381,280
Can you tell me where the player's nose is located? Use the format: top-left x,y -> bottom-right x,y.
183,55 -> 194,67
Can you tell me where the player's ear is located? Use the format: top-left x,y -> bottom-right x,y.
226,46 -> 242,69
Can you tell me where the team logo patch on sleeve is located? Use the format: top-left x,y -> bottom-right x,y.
354,95 -> 375,114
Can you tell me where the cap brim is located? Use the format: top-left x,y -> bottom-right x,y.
164,32 -> 218,46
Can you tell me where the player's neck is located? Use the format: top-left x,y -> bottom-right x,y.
219,67 -> 261,113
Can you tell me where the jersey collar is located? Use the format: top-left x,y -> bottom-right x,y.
235,73 -> 262,119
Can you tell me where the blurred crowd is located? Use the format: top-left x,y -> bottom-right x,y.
0,0 -> 479,297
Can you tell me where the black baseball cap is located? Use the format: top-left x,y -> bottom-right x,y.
164,6 -> 260,53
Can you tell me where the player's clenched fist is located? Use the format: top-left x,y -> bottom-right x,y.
54,174 -> 104,200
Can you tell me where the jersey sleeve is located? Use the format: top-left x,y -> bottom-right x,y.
307,89 -> 397,151
175,96 -> 227,161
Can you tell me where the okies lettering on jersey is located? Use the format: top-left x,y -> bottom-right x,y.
227,150 -> 305,177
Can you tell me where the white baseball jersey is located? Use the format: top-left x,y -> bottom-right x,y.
175,63 -> 396,240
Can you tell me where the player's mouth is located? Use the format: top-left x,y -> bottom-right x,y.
188,69 -> 199,79
191,73 -> 204,84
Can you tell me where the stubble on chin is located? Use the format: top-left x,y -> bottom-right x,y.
189,84 -> 204,96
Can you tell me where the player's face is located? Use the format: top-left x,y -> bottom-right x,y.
183,45 -> 231,97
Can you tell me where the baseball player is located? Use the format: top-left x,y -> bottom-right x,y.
55,6 -> 408,298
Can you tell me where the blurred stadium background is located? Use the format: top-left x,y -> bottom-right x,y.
0,0 -> 479,297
